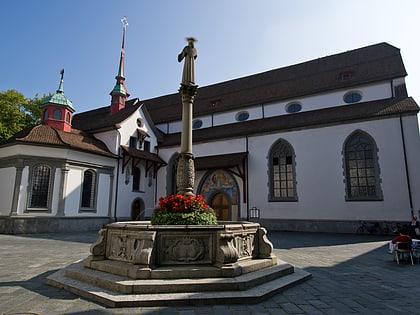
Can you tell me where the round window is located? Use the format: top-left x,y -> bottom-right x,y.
343,91 -> 362,104
136,118 -> 144,127
192,119 -> 203,129
236,111 -> 249,122
286,103 -> 302,113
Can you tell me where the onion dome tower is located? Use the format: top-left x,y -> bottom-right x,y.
110,16 -> 130,114
41,69 -> 75,132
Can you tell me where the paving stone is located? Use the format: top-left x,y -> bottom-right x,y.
1,231 -> 419,314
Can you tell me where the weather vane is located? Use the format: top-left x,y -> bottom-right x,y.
121,16 -> 128,29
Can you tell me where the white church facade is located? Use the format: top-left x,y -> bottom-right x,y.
1,40 -> 419,233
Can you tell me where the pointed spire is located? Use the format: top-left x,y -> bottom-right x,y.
110,16 -> 130,114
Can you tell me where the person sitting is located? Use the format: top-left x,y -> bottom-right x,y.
390,228 -> 412,253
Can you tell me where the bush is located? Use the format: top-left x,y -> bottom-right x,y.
151,194 -> 217,225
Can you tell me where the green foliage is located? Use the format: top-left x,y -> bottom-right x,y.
151,208 -> 218,225
151,194 -> 217,225
0,90 -> 45,142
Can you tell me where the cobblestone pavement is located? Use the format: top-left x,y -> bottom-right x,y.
0,230 -> 419,314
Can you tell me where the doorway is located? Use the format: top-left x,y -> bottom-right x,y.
210,192 -> 231,221
131,198 -> 145,220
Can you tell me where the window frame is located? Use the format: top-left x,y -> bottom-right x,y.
80,169 -> 97,211
343,130 -> 383,201
132,167 -> 141,192
268,139 -> 298,202
343,91 -> 362,104
27,164 -> 52,211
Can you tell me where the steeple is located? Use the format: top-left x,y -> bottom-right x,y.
110,16 -> 130,115
41,69 -> 75,132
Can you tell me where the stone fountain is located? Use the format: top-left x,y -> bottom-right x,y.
45,37 -> 311,307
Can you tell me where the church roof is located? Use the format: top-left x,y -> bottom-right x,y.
1,125 -> 117,158
158,97 -> 419,147
144,42 -> 407,124
72,98 -> 141,132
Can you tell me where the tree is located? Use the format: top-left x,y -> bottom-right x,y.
0,90 -> 46,142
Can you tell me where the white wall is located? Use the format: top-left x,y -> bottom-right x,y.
155,81 -> 394,135
0,167 -> 15,215
247,117 -> 412,222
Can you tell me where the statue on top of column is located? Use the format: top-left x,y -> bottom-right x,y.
178,37 -> 197,86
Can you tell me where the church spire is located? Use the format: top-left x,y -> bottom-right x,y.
110,16 -> 130,115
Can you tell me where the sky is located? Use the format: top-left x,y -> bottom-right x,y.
1,0 -> 420,117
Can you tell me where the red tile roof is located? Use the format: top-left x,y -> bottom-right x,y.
2,125 -> 117,158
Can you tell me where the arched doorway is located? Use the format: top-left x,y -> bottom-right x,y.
198,169 -> 240,221
210,192 -> 231,221
131,198 -> 145,220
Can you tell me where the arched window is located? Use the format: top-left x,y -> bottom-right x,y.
81,170 -> 97,209
344,131 -> 382,200
66,112 -> 71,123
268,139 -> 297,201
43,109 -> 49,120
28,165 -> 51,209
167,153 -> 179,195
133,167 -> 141,191
53,109 -> 62,120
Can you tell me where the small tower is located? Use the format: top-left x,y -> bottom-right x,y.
41,69 -> 75,132
110,17 -> 130,114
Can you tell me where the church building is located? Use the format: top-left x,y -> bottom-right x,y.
1,37 -> 419,233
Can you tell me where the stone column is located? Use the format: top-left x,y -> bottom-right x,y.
176,38 -> 198,196
176,84 -> 198,196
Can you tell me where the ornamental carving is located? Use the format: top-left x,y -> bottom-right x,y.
106,230 -> 156,265
217,232 -> 239,264
166,237 -> 205,263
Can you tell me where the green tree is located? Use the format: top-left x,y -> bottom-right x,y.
0,90 -> 45,142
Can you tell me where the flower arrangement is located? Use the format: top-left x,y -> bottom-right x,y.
151,194 -> 217,225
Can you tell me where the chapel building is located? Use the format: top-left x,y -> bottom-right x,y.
0,41 -> 419,233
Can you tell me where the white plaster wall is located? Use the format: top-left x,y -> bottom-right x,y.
264,82 -> 391,117
247,117 -> 412,222
156,81 -> 394,135
94,130 -> 119,154
213,106 -> 263,126
0,167 -> 15,215
96,173 -> 111,216
400,115 -> 420,213
64,167 -> 82,216
16,167 -> 29,215
50,170 -> 61,216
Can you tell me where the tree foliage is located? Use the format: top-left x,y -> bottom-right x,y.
0,90 -> 45,142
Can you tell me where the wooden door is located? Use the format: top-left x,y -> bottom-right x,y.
210,193 -> 230,221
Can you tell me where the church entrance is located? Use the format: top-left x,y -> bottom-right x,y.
210,192 -> 231,221
131,198 -> 145,220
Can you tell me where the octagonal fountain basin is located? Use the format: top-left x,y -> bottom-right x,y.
84,221 -> 277,279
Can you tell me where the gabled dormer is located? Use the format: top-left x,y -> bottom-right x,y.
41,69 -> 75,132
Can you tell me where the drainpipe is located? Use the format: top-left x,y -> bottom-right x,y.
246,135 -> 250,221
114,128 -> 122,222
399,114 -> 413,215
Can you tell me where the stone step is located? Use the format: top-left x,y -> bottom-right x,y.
64,260 -> 294,294
86,256 -> 278,279
45,259 -> 311,307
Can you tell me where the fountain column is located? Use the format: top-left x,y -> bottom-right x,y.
176,37 -> 198,196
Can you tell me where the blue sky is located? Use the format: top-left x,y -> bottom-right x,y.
1,0 -> 420,116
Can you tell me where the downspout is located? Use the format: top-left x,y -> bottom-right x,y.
114,128 -> 122,221
246,135 -> 250,221
399,114 -> 413,215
